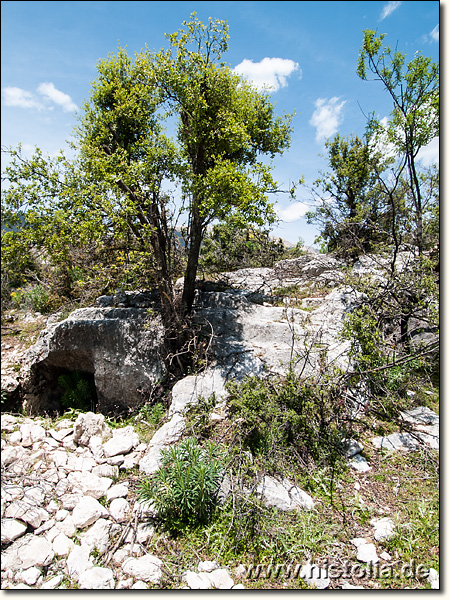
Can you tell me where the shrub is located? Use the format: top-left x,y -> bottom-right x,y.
138,437 -> 224,532
58,371 -> 97,412
226,372 -> 351,474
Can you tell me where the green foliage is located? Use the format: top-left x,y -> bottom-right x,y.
2,14 -> 294,339
137,436 -> 224,532
357,29 -> 439,255
226,372 -> 350,473
200,216 -> 286,273
57,371 -> 97,412
306,134 -> 388,258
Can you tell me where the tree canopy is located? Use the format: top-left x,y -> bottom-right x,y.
2,14 -> 293,365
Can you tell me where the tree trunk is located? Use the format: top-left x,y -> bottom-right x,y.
181,205 -> 203,316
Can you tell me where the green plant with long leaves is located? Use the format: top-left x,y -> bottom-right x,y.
138,436 -> 224,532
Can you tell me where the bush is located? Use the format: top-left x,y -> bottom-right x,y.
58,371 -> 97,412
226,372 -> 351,474
138,437 -> 224,532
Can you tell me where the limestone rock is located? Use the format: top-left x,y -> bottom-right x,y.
342,438 -> 364,458
300,563 -> 330,589
122,554 -> 163,584
256,476 -> 314,511
52,532 -> 75,557
106,483 -> 129,501
371,517 -> 395,541
169,368 -> 228,416
2,534 -> 54,571
349,453 -> 371,472
1,518 -> 28,543
21,306 -> 165,415
109,498 -> 130,522
73,412 -> 110,447
78,566 -> 115,589
66,544 -> 94,580
67,471 -> 113,499
139,413 -> 185,475
102,426 -> 139,457
72,496 -> 109,529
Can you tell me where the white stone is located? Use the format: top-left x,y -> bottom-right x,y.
116,578 -> 134,589
1,518 -> 28,543
341,582 -> 365,589
102,426 -> 139,457
24,485 -> 45,505
1,414 -> 19,432
20,423 -> 46,446
106,483 -> 129,501
109,497 -> 130,522
198,560 -> 220,573
131,581 -> 148,589
41,575 -> 64,589
112,548 -> 130,566
139,413 -> 185,475
183,571 -> 213,589
380,551 -> 392,561
73,412 -> 110,447
342,438 -> 364,458
80,518 -> 112,554
122,554 -> 163,584
46,499 -> 60,513
400,406 -> 439,426
67,471 -> 113,499
232,583 -> 246,589
72,496 -> 108,528
372,432 -> 420,452
120,451 -> 142,470
349,453 -> 371,472
256,475 -> 314,511
2,483 -> 23,501
66,544 -> 94,580
52,532 -> 75,556
427,568 -> 439,589
371,517 -> 395,541
1,534 -> 54,571
92,463 -> 119,478
78,566 -> 115,589
169,368 -> 227,416
55,508 -> 70,521
8,430 -> 22,444
60,493 -> 83,511
300,563 -> 330,589
207,569 -> 235,589
5,500 -> 48,529
65,454 -> 97,472
55,514 -> 75,537
356,542 -> 379,564
1,446 -> 27,467
18,566 -> 41,585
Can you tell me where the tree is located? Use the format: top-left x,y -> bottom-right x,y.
306,134 -> 387,257
200,216 -> 286,273
357,29 -> 439,256
150,15 -> 293,315
2,14 -> 293,369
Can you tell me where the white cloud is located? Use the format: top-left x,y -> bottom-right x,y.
380,1 -> 402,20
2,86 -> 44,110
234,57 -> 300,92
430,24 -> 439,42
2,82 -> 77,112
276,201 -> 308,222
37,82 -> 77,112
310,97 -> 346,143
417,136 -> 439,167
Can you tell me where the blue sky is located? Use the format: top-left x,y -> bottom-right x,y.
1,1 -> 440,247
